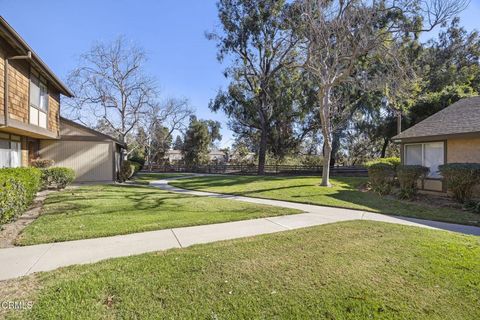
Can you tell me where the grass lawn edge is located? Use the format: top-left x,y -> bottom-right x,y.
15,183 -> 302,246
167,178 -> 480,228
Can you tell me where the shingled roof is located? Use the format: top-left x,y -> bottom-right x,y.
392,96 -> 480,142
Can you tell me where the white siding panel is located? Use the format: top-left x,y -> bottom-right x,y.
29,107 -> 38,126
38,111 -> 47,128
40,140 -> 113,182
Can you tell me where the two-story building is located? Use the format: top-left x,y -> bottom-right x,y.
0,16 -> 124,182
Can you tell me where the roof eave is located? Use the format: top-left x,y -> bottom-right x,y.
60,117 -> 126,148
392,131 -> 480,143
0,16 -> 74,97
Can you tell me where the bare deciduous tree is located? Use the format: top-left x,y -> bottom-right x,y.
65,36 -> 157,146
296,0 -> 467,186
137,98 -> 193,169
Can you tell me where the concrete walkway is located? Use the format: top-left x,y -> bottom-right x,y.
1,176 -> 479,282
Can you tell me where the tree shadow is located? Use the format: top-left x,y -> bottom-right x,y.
41,184 -> 206,217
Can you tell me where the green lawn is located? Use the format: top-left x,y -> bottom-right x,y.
4,221 -> 480,319
16,185 -> 299,245
170,175 -> 480,226
131,172 -> 191,184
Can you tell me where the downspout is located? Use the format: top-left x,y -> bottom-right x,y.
2,51 -> 32,127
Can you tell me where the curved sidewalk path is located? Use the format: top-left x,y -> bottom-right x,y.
1,177 -> 479,282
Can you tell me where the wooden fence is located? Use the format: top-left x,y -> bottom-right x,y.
141,164 -> 368,177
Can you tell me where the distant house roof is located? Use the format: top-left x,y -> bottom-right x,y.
167,149 -> 226,155
392,96 -> 480,142
209,149 -> 225,156
60,117 -> 126,148
0,16 -> 73,97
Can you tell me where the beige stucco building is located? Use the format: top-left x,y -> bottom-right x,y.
0,16 -> 124,182
392,97 -> 480,194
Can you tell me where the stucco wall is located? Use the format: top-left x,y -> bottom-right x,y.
447,137 -> 480,198
447,137 -> 480,163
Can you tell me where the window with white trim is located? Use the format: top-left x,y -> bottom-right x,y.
29,71 -> 48,129
405,142 -> 444,178
0,140 -> 22,168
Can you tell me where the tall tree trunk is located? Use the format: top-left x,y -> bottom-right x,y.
322,140 -> 332,186
397,112 -> 402,134
318,88 -> 332,187
258,128 -> 267,175
380,137 -> 389,158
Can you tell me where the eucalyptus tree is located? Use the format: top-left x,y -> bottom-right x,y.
296,0 -> 467,186
208,0 -> 301,174
421,18 -> 480,93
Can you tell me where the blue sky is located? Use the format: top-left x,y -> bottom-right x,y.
2,0 -> 480,147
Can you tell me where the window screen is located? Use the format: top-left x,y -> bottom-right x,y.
424,142 -> 444,178
39,82 -> 48,111
0,140 -> 21,168
405,144 -> 423,165
0,140 -> 9,168
405,142 -> 445,178
30,73 -> 48,128
30,75 -> 40,108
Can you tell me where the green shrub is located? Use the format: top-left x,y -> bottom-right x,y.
465,200 -> 480,214
131,161 -> 142,174
128,155 -> 145,167
0,167 -> 42,224
365,157 -> 401,170
396,165 -> 429,199
41,167 -> 76,190
367,163 -> 396,195
30,159 -> 55,168
439,163 -> 480,203
118,160 -> 136,182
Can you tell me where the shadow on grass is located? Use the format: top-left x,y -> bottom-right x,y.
41,184 -> 207,217
172,176 -> 480,228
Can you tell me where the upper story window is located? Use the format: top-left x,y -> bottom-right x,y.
405,142 -> 444,178
29,70 -> 48,129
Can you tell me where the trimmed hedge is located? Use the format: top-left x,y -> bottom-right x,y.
367,163 -> 396,195
130,161 -> 143,173
0,167 -> 42,224
128,155 -> 145,167
30,159 -> 55,168
41,167 -> 76,190
465,200 -> 480,214
439,163 -> 480,203
118,160 -> 135,182
396,165 -> 429,199
365,157 -> 401,171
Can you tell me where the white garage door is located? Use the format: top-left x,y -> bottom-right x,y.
40,140 -> 113,182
